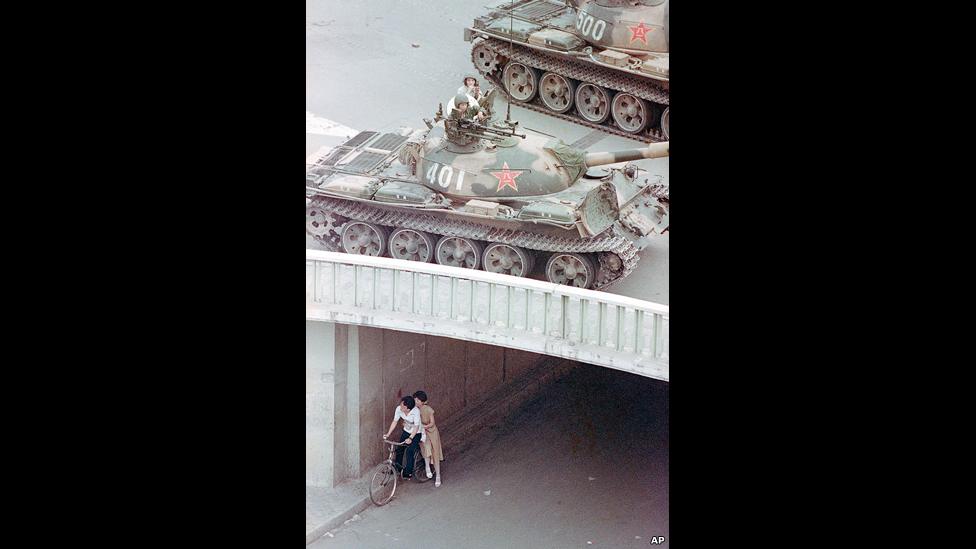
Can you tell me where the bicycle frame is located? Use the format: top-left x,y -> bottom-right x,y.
384,439 -> 408,464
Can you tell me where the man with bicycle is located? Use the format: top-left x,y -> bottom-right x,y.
383,395 -> 424,479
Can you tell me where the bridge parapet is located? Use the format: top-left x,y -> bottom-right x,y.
306,250 -> 668,380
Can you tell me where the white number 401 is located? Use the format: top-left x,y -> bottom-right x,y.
426,163 -> 467,191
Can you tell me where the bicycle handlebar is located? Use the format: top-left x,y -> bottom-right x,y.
383,439 -> 409,447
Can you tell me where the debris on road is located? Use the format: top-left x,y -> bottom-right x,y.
483,490 -> 491,496
342,513 -> 362,526
411,43 -> 420,48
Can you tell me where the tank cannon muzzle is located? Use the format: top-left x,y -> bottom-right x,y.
583,141 -> 669,168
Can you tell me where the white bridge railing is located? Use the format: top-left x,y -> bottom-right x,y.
306,250 -> 669,381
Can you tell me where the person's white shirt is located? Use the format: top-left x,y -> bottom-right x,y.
393,405 -> 425,441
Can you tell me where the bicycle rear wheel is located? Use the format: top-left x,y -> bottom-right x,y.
369,462 -> 398,506
413,451 -> 432,483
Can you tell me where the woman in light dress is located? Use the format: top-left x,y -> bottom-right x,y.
413,390 -> 444,487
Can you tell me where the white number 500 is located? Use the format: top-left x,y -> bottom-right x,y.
576,11 -> 606,41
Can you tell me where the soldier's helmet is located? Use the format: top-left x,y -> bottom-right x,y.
462,75 -> 478,86
454,92 -> 471,108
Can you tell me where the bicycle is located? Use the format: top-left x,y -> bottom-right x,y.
369,438 -> 432,506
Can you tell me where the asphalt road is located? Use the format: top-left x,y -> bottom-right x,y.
306,0 -> 669,305
309,364 -> 669,549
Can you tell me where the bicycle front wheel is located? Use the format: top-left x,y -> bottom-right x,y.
369,462 -> 398,506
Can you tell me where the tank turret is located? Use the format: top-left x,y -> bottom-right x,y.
412,101 -> 667,202
566,1 -> 669,54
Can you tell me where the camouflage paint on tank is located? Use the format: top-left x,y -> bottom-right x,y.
570,0 -> 669,54
417,129 -> 582,201
465,0 -> 669,141
306,121 -> 669,291
307,121 -> 668,240
469,0 -> 669,59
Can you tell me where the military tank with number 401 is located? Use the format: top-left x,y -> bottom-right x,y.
466,0 -> 669,142
305,94 -> 668,290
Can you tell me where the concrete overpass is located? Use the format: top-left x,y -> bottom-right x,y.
307,249 -> 669,381
306,248 -> 668,494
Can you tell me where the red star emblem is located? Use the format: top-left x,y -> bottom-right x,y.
490,162 -> 523,192
628,21 -> 652,45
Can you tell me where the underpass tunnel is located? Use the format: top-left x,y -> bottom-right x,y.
307,319 -> 668,547
441,363 -> 669,546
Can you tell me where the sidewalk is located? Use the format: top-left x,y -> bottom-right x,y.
305,475 -> 372,544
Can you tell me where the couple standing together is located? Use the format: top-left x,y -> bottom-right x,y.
383,390 -> 445,487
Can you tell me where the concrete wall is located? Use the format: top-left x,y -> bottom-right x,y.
333,324 -> 359,483
355,327 -> 557,478
305,321 -> 336,487
305,322 -> 362,488
357,326 -> 385,488
306,320 -> 569,488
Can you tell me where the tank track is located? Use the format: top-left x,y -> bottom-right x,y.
307,195 -> 640,290
474,38 -> 668,143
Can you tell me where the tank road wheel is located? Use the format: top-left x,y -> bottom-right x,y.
661,107 -> 669,140
340,221 -> 389,257
503,61 -> 540,103
305,206 -> 345,249
575,83 -> 612,124
388,228 -> 436,263
539,72 -> 576,114
471,43 -> 501,74
611,93 -> 651,134
482,243 -> 534,278
435,236 -> 483,270
545,253 -> 597,289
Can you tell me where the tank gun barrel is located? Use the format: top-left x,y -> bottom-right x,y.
583,142 -> 669,168
458,119 -> 526,139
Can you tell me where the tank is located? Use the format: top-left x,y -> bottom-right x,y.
305,97 -> 668,290
465,0 -> 669,141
